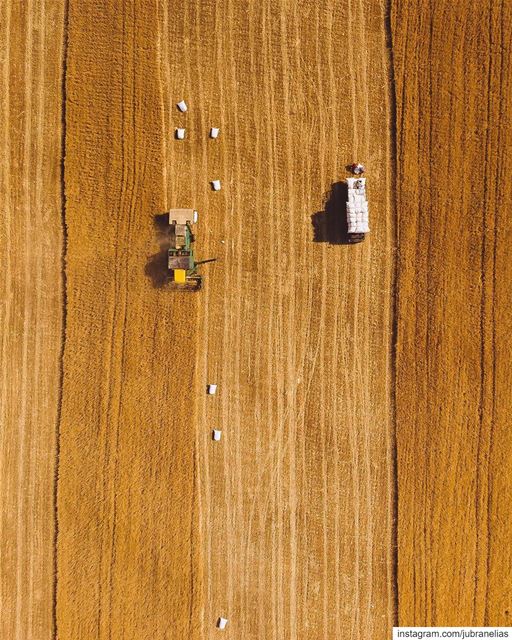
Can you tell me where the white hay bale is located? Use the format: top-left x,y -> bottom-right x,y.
177,100 -> 187,112
212,430 -> 222,441
210,127 -> 220,138
217,617 -> 228,630
175,128 -> 186,140
207,384 -> 217,395
211,180 -> 221,191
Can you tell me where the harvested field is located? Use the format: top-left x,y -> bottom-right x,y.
56,3 -> 202,638
58,1 -> 395,638
0,2 -> 65,639
392,0 -> 512,626
1,0 -> 512,639
182,2 -> 396,638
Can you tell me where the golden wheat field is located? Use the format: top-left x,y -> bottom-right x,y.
1,1 -> 511,639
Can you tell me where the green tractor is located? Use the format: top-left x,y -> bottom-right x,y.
167,209 -> 215,291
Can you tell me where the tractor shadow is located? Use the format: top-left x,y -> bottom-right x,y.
145,213 -> 172,288
311,181 -> 352,245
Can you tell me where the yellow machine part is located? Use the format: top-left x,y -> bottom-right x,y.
174,269 -> 187,284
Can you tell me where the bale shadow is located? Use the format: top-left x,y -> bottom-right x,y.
145,213 -> 172,288
311,181 -> 352,245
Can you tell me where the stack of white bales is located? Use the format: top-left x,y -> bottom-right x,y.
346,178 -> 369,234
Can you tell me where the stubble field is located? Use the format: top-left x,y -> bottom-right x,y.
1,1 -> 511,639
